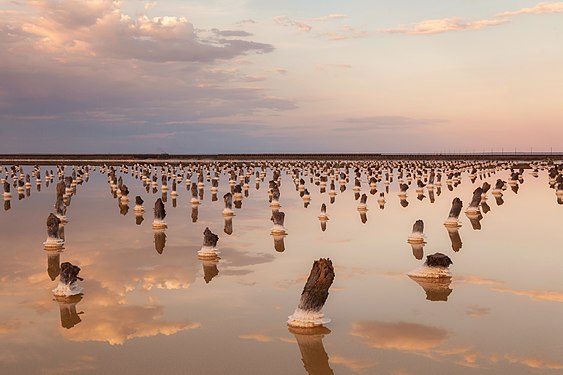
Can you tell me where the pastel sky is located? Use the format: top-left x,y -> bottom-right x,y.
1,0 -> 562,153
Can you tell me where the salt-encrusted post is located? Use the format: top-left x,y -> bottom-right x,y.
288,258 -> 335,328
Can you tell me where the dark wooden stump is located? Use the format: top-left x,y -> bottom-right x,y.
297,259 -> 335,313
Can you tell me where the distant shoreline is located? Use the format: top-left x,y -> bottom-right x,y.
1,153 -> 562,165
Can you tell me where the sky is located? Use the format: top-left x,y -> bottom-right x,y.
0,0 -> 562,154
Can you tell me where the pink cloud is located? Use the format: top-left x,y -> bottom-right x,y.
385,17 -> 508,35
273,16 -> 312,32
497,2 -> 563,17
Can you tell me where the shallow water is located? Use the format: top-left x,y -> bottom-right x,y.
1,161 -> 562,374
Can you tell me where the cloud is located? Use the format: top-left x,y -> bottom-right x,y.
19,1 -> 273,62
0,320 -> 22,335
334,116 -> 435,131
497,2 -> 563,17
455,275 -> 503,286
320,25 -> 369,41
211,28 -> 253,37
492,287 -> 563,303
385,17 -> 508,35
308,14 -> 348,22
315,63 -> 352,71
351,321 -> 449,351
505,354 -> 563,370
273,16 -> 312,32
330,355 -> 376,371
0,1 -> 298,153
236,19 -> 256,26
59,280 -> 201,345
465,305 -> 491,317
239,334 -> 275,343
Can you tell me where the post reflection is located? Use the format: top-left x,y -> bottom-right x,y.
410,242 -> 424,260
446,227 -> 463,252
224,216 -> 233,235
467,212 -> 483,230
201,257 -> 220,284
408,276 -> 453,302
154,230 -> 166,254
54,294 -> 84,329
288,326 -> 334,375
272,233 -> 286,252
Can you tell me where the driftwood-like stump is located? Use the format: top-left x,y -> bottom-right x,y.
60,262 -> 83,286
467,188 -> 483,210
46,213 -> 61,239
448,198 -> 463,219
411,220 -> 424,234
203,227 -> 219,247
154,198 -> 166,220
297,258 -> 335,313
55,196 -> 66,217
56,181 -> 65,196
135,196 -> 144,206
271,210 -> 285,226
482,182 -> 491,194
425,253 -> 453,268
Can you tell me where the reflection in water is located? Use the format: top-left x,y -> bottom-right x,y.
410,242 -> 424,260
119,201 -> 129,215
495,195 -> 505,206
3,198 -> 10,211
359,210 -> 367,224
2,161 -> 562,374
55,294 -> 84,329
467,212 -> 483,230
191,204 -> 199,223
201,257 -> 220,284
272,233 -> 286,252
481,200 -> 491,214
47,251 -> 61,281
288,326 -> 334,375
224,216 -> 233,235
399,196 -> 409,207
446,227 -> 463,252
154,230 -> 166,254
408,276 -> 453,302
135,213 -> 144,225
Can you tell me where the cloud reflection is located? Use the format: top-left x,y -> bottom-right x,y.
351,321 -> 448,351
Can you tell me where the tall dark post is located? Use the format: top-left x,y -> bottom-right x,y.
288,258 -> 335,328
444,197 -> 463,227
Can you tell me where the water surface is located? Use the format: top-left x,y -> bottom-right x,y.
1,161 -> 562,374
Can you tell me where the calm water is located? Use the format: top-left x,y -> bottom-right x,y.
1,160 -> 562,374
